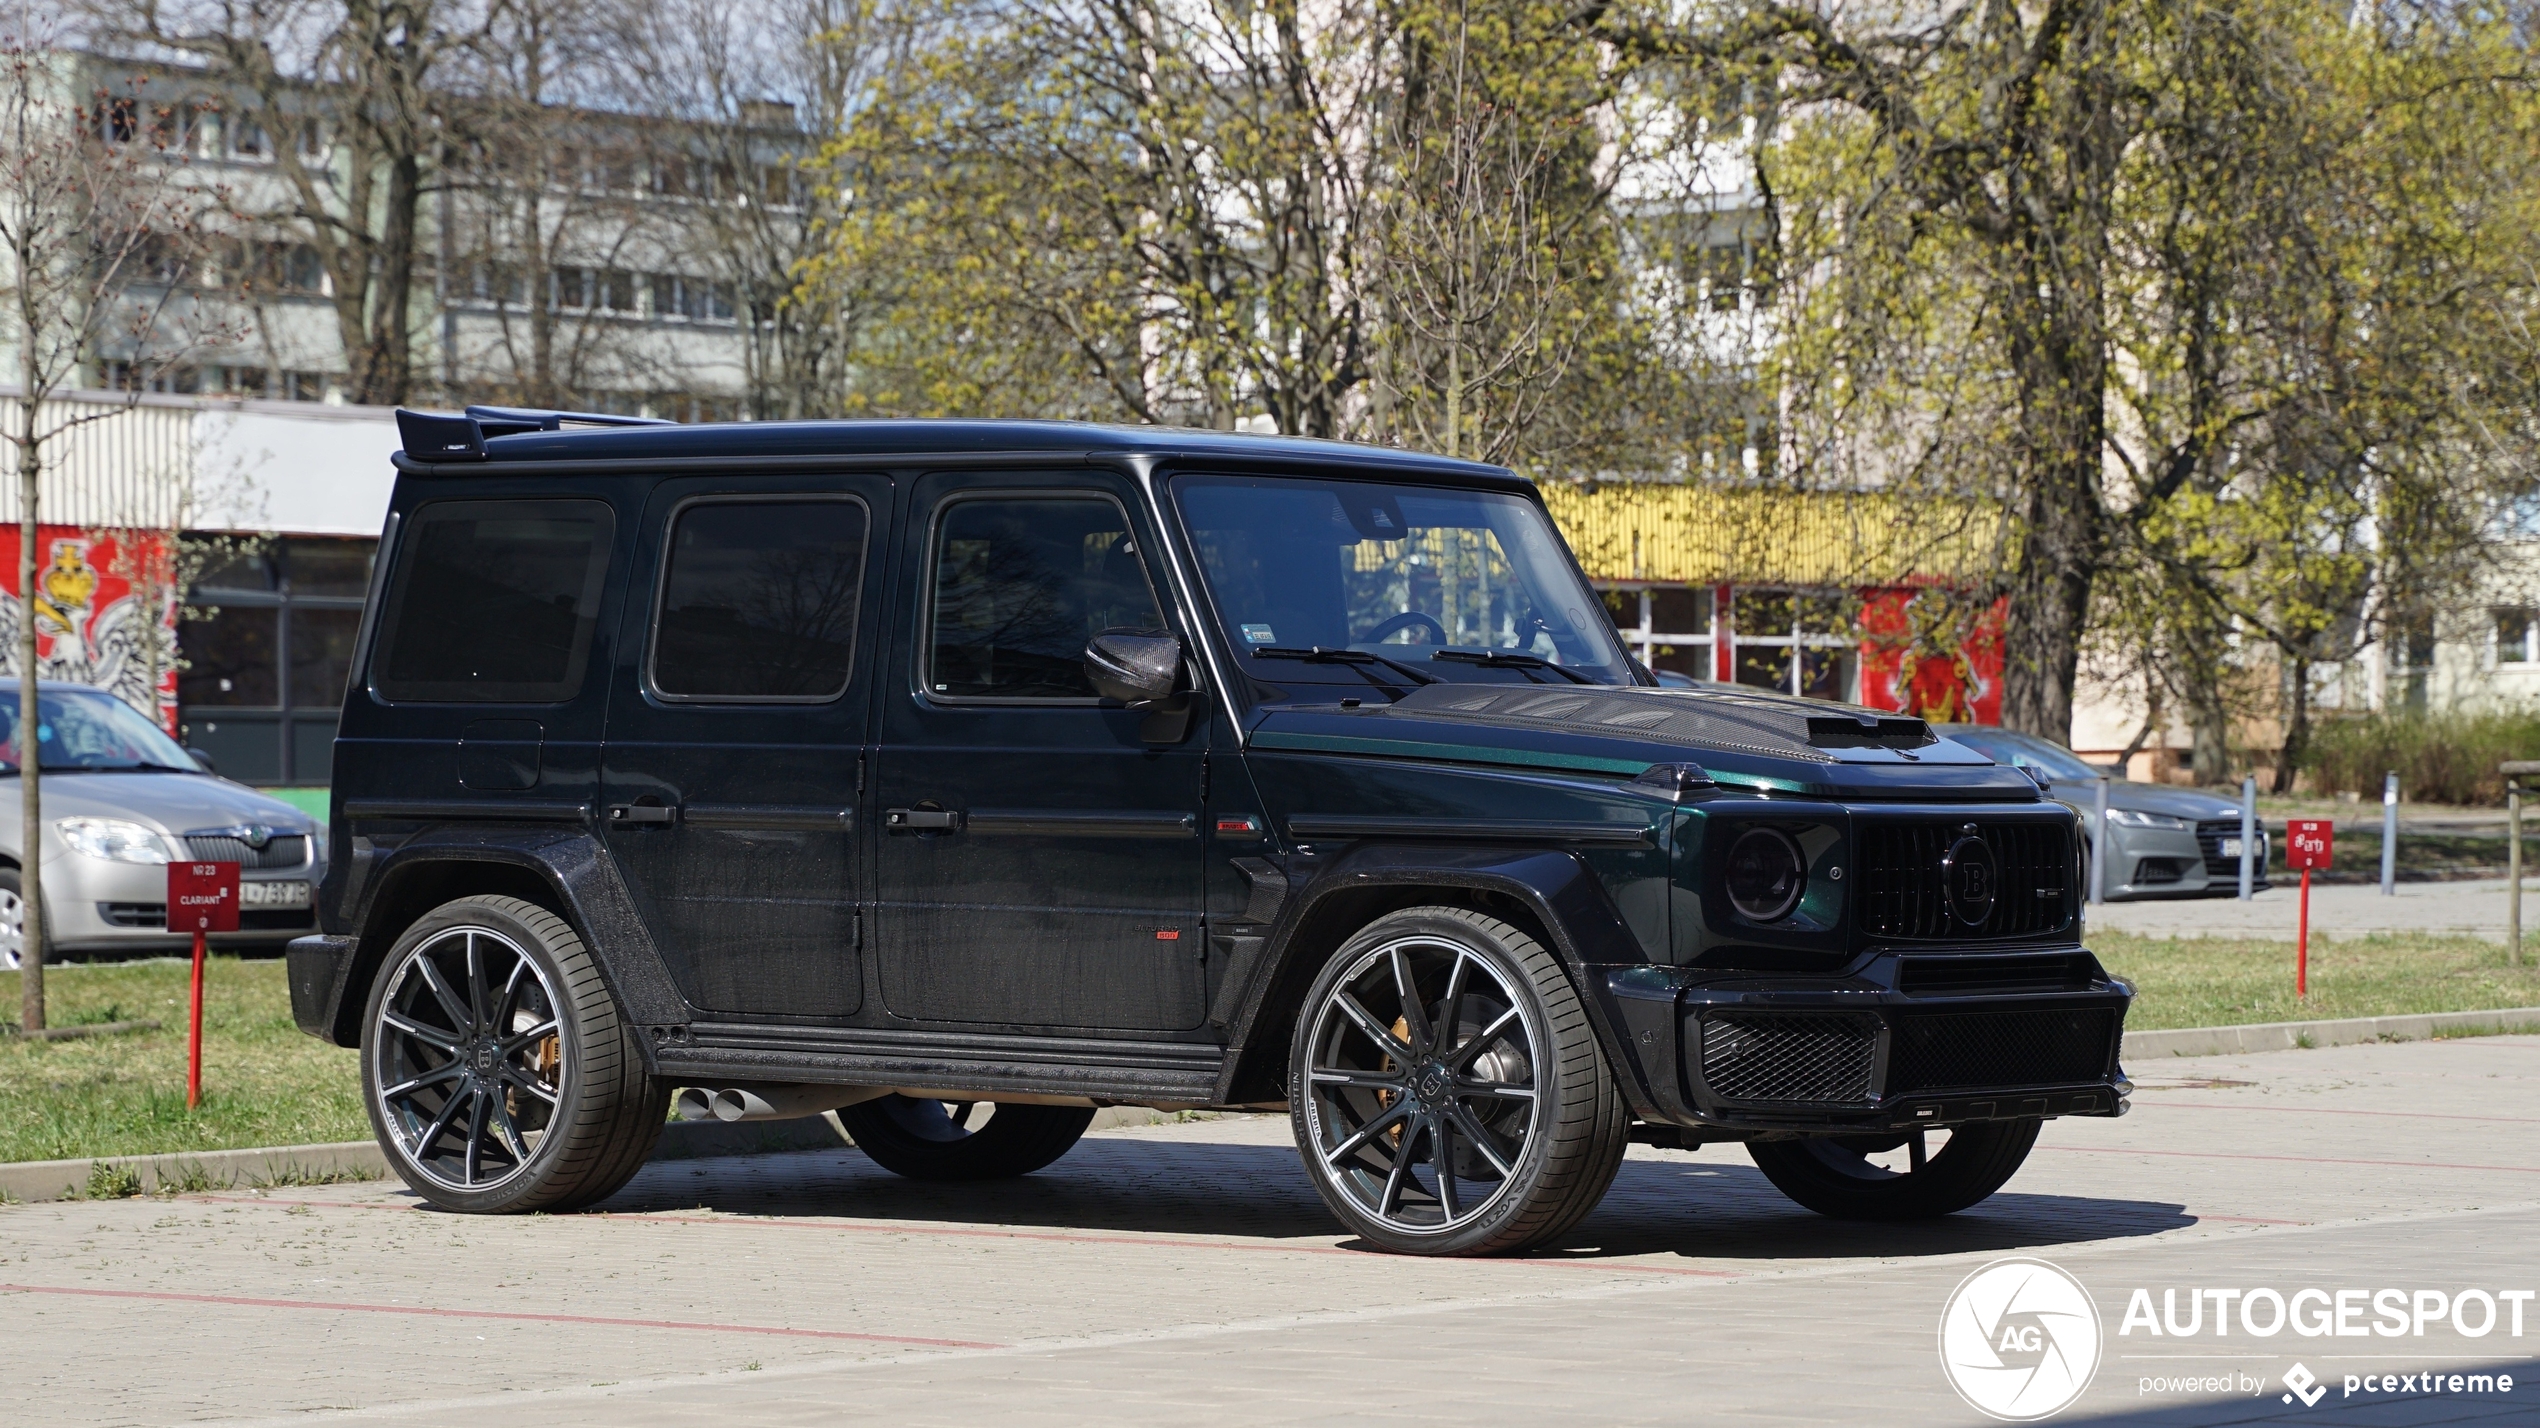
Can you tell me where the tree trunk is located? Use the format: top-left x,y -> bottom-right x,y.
2272,654 -> 2311,795
16,389 -> 42,1033
354,151 -> 423,406
1997,387 -> 2105,742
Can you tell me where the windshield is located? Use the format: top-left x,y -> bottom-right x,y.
1174,475 -> 1631,686
0,687 -> 196,772
1945,727 -> 2101,781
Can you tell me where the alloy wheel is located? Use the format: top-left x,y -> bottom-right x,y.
371,925 -> 567,1192
1301,935 -> 1545,1238
0,885 -> 22,971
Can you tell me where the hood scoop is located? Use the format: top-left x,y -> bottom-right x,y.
1385,683 -> 1940,763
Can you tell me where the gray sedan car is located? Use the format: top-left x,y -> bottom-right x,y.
0,681 -> 323,968
1936,724 -> 2267,900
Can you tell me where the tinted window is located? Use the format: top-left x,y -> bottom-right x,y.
926,496 -> 1161,699
651,499 -> 868,700
372,500 -> 614,702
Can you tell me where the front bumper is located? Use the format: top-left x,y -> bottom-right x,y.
1597,949 -> 2133,1134
42,853 -> 320,953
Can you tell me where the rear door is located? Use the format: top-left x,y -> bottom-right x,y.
869,470 -> 1209,1033
598,475 -> 890,1020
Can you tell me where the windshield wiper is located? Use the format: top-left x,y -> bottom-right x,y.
1431,649 -> 1599,685
1251,645 -> 1440,688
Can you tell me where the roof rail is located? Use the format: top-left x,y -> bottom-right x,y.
464,404 -> 678,435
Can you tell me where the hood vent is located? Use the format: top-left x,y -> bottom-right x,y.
1386,683 -> 1937,762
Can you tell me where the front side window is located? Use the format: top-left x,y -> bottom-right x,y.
1175,475 -> 1629,684
372,499 -> 614,703
925,495 -> 1162,700
651,499 -> 868,700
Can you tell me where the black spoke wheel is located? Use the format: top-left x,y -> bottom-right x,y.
1291,907 -> 1626,1256
362,896 -> 666,1213
839,1095 -> 1096,1181
1747,1119 -> 2043,1220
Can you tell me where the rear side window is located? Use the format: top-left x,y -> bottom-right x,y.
650,498 -> 869,700
926,494 -> 1162,700
372,499 -> 614,703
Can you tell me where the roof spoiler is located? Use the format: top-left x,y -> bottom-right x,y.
394,405 -> 678,462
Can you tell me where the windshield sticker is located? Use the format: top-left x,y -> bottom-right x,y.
1241,623 -> 1276,644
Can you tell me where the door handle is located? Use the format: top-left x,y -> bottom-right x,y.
608,803 -> 677,826
885,807 -> 962,831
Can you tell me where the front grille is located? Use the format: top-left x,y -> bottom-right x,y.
183,833 -> 309,869
1855,820 -> 2075,941
1886,1008 -> 2120,1095
1897,953 -> 2093,996
1700,1011 -> 1879,1105
2195,819 -> 2268,884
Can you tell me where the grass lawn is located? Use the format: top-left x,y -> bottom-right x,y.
6,933 -> 2539,1164
2093,930 -> 2540,1030
0,958 -> 367,1166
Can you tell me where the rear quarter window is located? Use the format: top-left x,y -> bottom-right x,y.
371,499 -> 615,703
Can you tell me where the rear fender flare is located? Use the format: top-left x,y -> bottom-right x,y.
1213,842 -> 1656,1115
329,830 -> 687,1060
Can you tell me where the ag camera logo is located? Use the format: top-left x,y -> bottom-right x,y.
1940,1257 -> 2104,1421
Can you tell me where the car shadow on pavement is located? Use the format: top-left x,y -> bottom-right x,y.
583,1137 -> 2192,1261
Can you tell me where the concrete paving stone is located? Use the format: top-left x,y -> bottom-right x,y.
2,1036 -> 2536,1425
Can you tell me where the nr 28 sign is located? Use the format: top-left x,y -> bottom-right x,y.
167,862 -> 241,933
2286,819 -> 2334,871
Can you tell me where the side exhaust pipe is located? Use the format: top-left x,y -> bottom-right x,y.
672,1082 -> 891,1123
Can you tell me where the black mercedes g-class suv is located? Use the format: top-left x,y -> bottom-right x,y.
287,407 -> 2131,1256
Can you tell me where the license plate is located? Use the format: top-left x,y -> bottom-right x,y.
2219,838 -> 2244,857
240,880 -> 312,910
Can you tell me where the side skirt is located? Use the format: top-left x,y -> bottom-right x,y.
653,1023 -> 1226,1106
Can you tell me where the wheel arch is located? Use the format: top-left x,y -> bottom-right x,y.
328,831 -> 689,1057
1213,844 -> 1648,1108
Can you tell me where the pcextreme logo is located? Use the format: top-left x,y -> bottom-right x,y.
1939,1258 -> 2105,1421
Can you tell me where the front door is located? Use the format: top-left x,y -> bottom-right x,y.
872,472 -> 1208,1033
600,476 -> 889,1020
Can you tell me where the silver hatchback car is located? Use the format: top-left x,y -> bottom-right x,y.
0,681 -> 323,969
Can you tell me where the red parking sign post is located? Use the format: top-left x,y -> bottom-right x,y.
168,862 -> 240,1110
2286,820 -> 2334,999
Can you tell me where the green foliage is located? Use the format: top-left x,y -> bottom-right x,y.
0,958 -> 367,1164
2092,930 -> 2540,1031
2306,709 -> 2540,806
83,1161 -> 141,1199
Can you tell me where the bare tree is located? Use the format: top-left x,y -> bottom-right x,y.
101,0 -> 482,405
1,19 -> 225,1027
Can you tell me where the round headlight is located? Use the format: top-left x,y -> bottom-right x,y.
1724,826 -> 1806,923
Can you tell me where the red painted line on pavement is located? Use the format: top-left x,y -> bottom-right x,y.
2132,1099 -> 2540,1126
176,1194 -> 1738,1277
2042,1145 -> 2540,1174
0,1282 -> 1003,1348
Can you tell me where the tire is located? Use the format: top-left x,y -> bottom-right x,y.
839,1095 -> 1095,1180
1747,1119 -> 2043,1220
0,865 -> 29,972
1289,906 -> 1628,1256
361,895 -> 667,1213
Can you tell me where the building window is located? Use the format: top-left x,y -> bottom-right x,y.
179,536 -> 375,785
1603,585 -> 1718,682
2496,608 -> 2535,665
1731,587 -> 1858,702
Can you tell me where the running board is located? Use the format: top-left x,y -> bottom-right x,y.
650,1022 -> 1226,1106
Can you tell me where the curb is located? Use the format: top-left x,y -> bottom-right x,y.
2125,1006 -> 2540,1059
1,1104 -> 1216,1205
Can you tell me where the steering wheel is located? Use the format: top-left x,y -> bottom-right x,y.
1361,610 -> 1449,645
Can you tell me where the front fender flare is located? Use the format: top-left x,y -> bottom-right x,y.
1212,842 -> 1660,1117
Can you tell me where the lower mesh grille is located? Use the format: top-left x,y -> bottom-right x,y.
1886,1009 -> 2120,1095
1700,1012 -> 1879,1106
